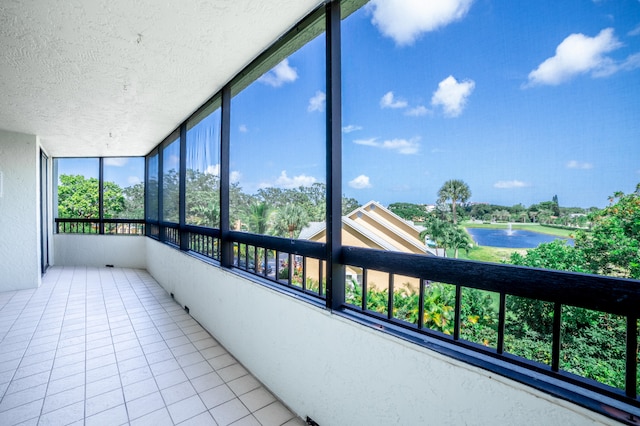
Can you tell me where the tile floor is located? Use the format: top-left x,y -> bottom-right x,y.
0,266 -> 306,426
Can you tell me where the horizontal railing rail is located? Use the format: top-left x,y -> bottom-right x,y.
343,247 -> 640,316
228,230 -> 327,260
342,246 -> 640,410
55,218 -> 145,235
61,217 -> 639,421
229,232 -> 327,300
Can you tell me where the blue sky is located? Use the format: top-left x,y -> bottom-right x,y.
232,0 -> 640,208
60,0 -> 640,210
57,157 -> 144,189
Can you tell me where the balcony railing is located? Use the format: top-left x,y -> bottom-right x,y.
228,230 -> 327,301
341,248 -> 639,411
55,218 -> 145,235
59,219 -> 640,423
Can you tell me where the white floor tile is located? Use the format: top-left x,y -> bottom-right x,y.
209,398 -> 250,426
0,267 -> 294,426
126,391 -> 165,420
253,401 -> 295,426
167,394 -> 207,424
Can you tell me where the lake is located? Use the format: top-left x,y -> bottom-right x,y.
465,227 -> 574,248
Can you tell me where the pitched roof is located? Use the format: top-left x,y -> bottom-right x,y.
300,200 -> 432,255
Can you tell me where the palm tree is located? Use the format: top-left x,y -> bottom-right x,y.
420,217 -> 451,257
246,201 -> 272,234
518,211 -> 529,223
448,227 -> 472,259
437,179 -> 471,224
273,204 -> 309,239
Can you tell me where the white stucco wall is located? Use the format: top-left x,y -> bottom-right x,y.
146,239 -> 618,426
0,129 -> 41,291
54,234 -> 146,268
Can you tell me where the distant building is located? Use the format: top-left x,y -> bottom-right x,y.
300,201 -> 436,290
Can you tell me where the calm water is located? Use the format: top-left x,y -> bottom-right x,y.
465,227 -> 574,248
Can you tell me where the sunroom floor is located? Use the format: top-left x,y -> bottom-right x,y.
0,266 -> 304,426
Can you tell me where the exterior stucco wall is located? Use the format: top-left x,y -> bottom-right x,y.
0,129 -> 41,291
146,238 -> 617,426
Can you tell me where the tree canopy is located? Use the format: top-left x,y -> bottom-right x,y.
509,184 -> 640,279
58,175 -> 125,219
388,202 -> 429,222
437,179 -> 471,224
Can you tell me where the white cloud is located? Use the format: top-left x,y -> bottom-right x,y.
381,138 -> 420,154
258,59 -> 298,87
367,0 -> 474,46
526,28 -> 623,86
230,171 -> 241,183
104,158 -> 128,167
405,105 -> 430,116
308,91 -> 326,112
205,164 -> 220,176
494,180 -> 529,189
349,175 -> 372,189
566,160 -> 594,169
127,176 -> 141,185
629,24 -> 640,37
354,137 -> 420,154
353,138 -> 379,147
380,91 -> 408,109
239,124 -> 248,133
619,52 -> 640,72
274,170 -> 317,189
431,75 -> 475,117
343,124 -> 363,133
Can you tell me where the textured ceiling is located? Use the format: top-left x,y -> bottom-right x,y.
0,0 -> 324,157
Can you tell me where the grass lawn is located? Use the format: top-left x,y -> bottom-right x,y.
462,221 -> 577,238
447,246 -> 527,263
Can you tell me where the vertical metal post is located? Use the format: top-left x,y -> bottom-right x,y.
319,260 -> 324,297
326,0 -> 344,310
98,157 -> 104,234
158,147 -> 165,242
144,154 -> 149,236
361,269 -> 368,311
552,302 -> 562,371
418,279 -> 425,330
302,257 -> 307,290
179,124 -> 189,251
497,292 -> 506,354
626,315 -> 638,398
387,274 -> 394,320
454,285 -> 462,340
220,84 -> 233,268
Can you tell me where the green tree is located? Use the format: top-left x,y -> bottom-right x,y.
185,169 -> 220,227
388,202 -> 428,222
272,204 -> 309,238
447,227 -> 472,259
509,239 -> 588,273
162,169 -> 180,222
246,201 -> 272,234
121,182 -> 145,219
342,195 -> 361,215
575,184 -> 640,279
438,179 -> 471,224
552,194 -> 561,216
420,217 -> 453,256
494,209 -> 511,222
58,174 -> 125,219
